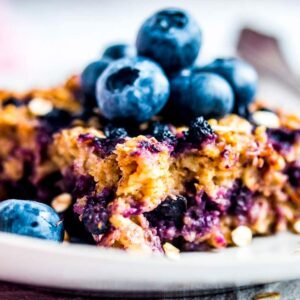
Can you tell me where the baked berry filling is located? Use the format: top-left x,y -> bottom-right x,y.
267,128 -> 300,154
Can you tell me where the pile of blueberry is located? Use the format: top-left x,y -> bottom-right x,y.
82,8 -> 258,123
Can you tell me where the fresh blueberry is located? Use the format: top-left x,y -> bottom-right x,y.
0,199 -> 64,241
81,60 -> 109,109
102,44 -> 136,60
201,58 -> 258,116
96,57 -> 170,123
136,8 -> 202,73
168,70 -> 234,121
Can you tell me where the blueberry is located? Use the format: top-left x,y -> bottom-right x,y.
103,124 -> 128,139
201,58 -> 258,116
155,196 -> 187,221
96,57 -> 170,123
81,60 -> 110,109
136,8 -> 202,73
63,205 -> 95,244
148,122 -> 175,143
0,199 -> 64,241
228,181 -> 253,218
168,70 -> 234,121
81,189 -> 114,235
286,164 -> 300,188
40,108 -> 73,132
186,117 -> 215,144
82,202 -> 110,235
267,128 -> 300,154
145,195 -> 187,225
73,174 -> 96,198
2,97 -> 24,107
102,44 -> 136,60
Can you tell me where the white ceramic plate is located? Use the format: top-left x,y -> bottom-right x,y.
1,232 -> 300,292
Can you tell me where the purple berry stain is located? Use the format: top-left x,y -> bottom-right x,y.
80,188 -> 115,235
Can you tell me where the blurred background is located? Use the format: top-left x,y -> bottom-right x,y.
1,0 -> 300,109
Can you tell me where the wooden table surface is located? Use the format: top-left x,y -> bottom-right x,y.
0,280 -> 299,300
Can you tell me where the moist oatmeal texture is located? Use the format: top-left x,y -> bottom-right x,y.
3,7 -> 300,253
0,76 -> 82,202
50,96 -> 300,252
1,76 -> 300,254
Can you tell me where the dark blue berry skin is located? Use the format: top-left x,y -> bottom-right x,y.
81,60 -> 109,109
2,97 -> 24,107
136,8 -> 202,73
145,195 -> 187,237
0,200 -> 64,241
151,196 -> 187,222
81,189 -> 114,235
201,58 -> 258,116
186,117 -> 216,144
103,124 -> 128,139
96,57 -> 170,123
102,44 -> 136,60
40,108 -> 73,132
168,70 -> 234,121
286,164 -> 300,188
149,122 -> 175,143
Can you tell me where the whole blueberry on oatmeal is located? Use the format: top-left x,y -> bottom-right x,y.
0,200 -> 64,241
102,43 -> 136,60
81,60 -> 109,108
201,58 -> 258,116
136,8 -> 202,73
96,57 -> 170,122
168,70 -> 234,120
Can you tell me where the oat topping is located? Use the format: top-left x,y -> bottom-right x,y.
231,226 -> 253,247
28,97 -> 54,116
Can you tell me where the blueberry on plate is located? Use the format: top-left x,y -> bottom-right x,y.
102,44 -> 136,60
168,70 -> 234,121
0,199 -> 64,242
96,57 -> 170,123
136,8 -> 202,73
81,60 -> 110,108
201,58 -> 258,116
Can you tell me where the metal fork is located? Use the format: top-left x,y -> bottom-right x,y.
237,28 -> 300,96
